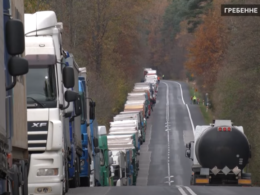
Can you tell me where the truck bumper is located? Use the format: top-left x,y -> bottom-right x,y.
28,182 -> 62,195
28,152 -> 64,195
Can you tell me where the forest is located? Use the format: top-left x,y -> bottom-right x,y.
24,0 -> 260,184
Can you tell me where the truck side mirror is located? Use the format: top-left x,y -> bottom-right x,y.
8,57 -> 28,76
60,90 -> 77,110
65,90 -> 77,102
6,57 -> 29,91
109,151 -> 112,157
5,19 -> 25,55
89,101 -> 96,120
63,67 -> 74,88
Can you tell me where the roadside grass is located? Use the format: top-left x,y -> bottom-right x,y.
188,83 -> 213,124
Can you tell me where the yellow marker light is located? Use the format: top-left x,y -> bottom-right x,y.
195,178 -> 209,184
238,179 -> 251,185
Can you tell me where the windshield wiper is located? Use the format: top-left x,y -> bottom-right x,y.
27,97 -> 45,108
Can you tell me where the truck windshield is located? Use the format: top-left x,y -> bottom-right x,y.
26,66 -> 57,108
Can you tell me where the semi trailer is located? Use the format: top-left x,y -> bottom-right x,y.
25,11 -> 80,195
185,120 -> 251,186
0,1 -> 29,194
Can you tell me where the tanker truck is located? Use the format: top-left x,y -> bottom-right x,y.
185,120 -> 251,186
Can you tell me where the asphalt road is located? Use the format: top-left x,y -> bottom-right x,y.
67,80 -> 260,195
137,80 -> 205,186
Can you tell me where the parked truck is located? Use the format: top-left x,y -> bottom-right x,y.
107,135 -> 138,185
78,74 -> 90,186
25,11 -> 80,195
185,120 -> 252,186
63,52 -> 83,188
0,1 -> 29,194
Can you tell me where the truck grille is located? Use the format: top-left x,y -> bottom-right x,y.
27,121 -> 48,152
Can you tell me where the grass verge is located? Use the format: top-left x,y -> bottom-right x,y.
188,83 -> 213,124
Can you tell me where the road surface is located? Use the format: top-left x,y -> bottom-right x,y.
67,80 -> 260,195
137,80 -> 204,186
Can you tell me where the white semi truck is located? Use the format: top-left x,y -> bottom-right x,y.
24,11 -> 80,195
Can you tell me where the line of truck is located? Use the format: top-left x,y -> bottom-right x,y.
0,3 -> 161,193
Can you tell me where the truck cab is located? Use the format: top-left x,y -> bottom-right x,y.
107,135 -> 138,185
24,11 -> 80,195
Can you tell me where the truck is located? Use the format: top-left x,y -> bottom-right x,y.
120,111 -> 147,134
78,67 -> 97,187
113,113 -> 145,144
96,126 -> 112,186
78,74 -> 90,186
124,105 -> 146,121
127,93 -> 150,117
107,135 -> 138,185
0,1 -> 29,194
185,120 -> 252,186
25,11 -> 81,195
63,52 -> 83,188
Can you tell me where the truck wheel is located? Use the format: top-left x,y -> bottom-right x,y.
69,159 -> 77,188
80,177 -> 90,187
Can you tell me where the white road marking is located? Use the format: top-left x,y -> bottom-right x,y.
161,81 -> 197,189
173,82 -> 185,105
162,81 -> 172,186
174,81 -> 195,133
185,104 -> 195,132
184,186 -> 197,195
176,185 -> 188,195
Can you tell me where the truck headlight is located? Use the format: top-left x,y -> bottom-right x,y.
37,168 -> 58,176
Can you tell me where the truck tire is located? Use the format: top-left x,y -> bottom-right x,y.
69,158 -> 77,188
80,177 -> 90,187
69,157 -> 80,188
69,177 -> 77,188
